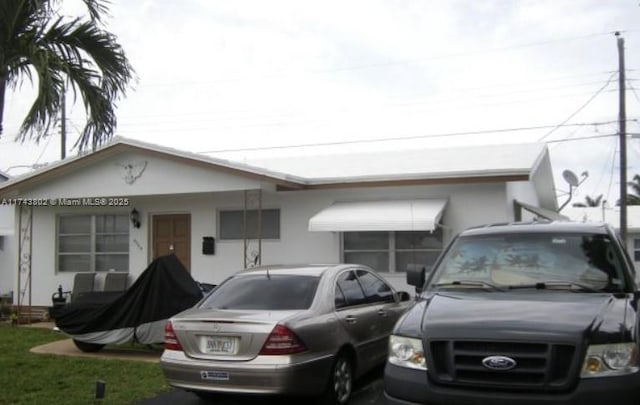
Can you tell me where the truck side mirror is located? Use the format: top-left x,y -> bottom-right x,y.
632,291 -> 640,311
407,266 -> 432,294
406,266 -> 424,287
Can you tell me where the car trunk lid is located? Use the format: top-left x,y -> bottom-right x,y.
170,308 -> 300,360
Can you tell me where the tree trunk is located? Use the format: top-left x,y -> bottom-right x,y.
0,67 -> 7,136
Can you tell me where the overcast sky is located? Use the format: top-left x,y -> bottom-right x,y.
2,0 -> 640,208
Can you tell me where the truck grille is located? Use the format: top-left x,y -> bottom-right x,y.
429,340 -> 578,392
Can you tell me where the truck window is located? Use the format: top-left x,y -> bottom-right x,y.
432,232 -> 625,291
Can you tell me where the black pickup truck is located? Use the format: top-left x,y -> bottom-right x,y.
384,221 -> 640,405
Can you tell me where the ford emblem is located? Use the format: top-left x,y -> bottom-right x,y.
482,355 -> 517,371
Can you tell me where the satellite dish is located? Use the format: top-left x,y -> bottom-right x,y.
562,170 -> 580,187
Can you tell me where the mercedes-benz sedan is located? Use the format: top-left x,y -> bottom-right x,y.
160,264 -> 411,404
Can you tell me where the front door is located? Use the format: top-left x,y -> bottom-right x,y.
153,214 -> 191,271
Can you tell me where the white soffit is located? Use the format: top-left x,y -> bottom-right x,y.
309,199 -> 447,232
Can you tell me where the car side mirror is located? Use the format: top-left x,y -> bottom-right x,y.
396,291 -> 411,302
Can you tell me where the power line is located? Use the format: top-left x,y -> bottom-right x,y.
116,76 -> 618,126
110,69 -> 618,128
627,78 -> 640,103
136,32 -> 617,88
538,72 -> 617,141
586,138 -> 618,198
8,77 -> 612,140
199,123 -> 629,154
34,133 -> 54,164
607,139 -> 619,203
114,89 -> 623,136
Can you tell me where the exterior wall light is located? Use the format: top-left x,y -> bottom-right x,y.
130,208 -> 141,228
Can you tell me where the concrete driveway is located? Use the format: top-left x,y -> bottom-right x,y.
136,367 -> 384,405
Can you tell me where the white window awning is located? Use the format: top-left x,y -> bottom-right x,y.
309,199 -> 447,232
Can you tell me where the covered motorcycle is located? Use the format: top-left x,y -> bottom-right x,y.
50,254 -> 204,352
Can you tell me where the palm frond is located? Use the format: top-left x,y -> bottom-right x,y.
81,0 -> 110,24
628,174 -> 640,197
15,47 -> 66,144
0,0 -> 133,150
49,19 -> 133,97
626,194 -> 640,206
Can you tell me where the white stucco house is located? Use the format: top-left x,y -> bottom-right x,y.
0,137 -> 560,308
0,170 -> 15,307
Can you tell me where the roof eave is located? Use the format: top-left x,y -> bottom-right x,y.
0,139 -> 306,196
278,172 -> 530,191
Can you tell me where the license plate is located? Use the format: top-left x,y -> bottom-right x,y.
200,370 -> 229,381
203,336 -> 237,354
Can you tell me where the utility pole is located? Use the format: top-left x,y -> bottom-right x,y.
617,32 -> 628,244
60,87 -> 66,159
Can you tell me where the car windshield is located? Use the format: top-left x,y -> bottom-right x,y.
201,274 -> 320,310
429,232 -> 626,292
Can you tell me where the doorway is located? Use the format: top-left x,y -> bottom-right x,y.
152,214 -> 191,271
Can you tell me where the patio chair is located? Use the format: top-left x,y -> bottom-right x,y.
103,272 -> 129,292
70,273 -> 96,302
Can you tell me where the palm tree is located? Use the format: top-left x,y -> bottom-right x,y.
627,174 -> 640,206
572,194 -> 603,208
0,0 -> 133,152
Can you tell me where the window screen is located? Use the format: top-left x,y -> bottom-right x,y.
57,214 -> 129,272
343,229 -> 443,273
219,209 -> 280,240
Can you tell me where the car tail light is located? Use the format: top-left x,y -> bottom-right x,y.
164,321 -> 183,351
259,324 -> 307,355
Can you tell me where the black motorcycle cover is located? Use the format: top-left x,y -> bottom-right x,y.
50,254 -> 203,336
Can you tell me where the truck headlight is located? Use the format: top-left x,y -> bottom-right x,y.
581,343 -> 639,378
388,335 -> 426,370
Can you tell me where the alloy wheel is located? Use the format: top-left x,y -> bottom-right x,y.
332,356 -> 353,404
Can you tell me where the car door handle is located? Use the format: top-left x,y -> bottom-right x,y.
345,315 -> 357,324
377,309 -> 388,317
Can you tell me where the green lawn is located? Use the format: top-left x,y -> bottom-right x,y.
0,324 -> 170,405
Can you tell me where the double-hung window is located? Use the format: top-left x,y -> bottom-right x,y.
342,229 -> 443,273
219,209 -> 280,240
57,214 -> 129,272
634,239 -> 640,262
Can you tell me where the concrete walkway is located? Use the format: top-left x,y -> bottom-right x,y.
26,322 -> 161,363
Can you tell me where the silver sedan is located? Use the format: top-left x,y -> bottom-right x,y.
160,264 -> 412,404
